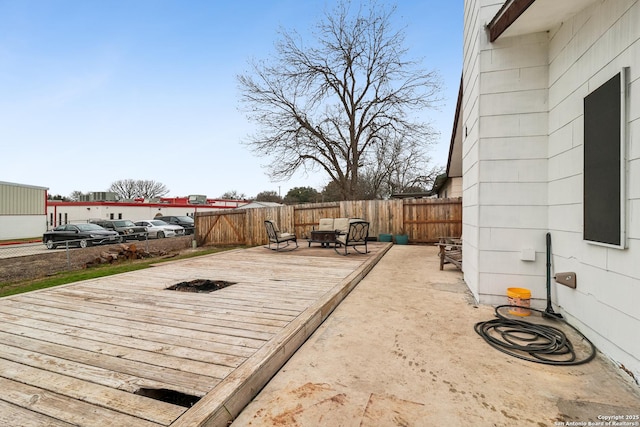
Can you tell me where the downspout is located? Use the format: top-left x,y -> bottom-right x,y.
44,190 -> 49,231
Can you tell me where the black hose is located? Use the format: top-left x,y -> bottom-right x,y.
475,305 -> 597,365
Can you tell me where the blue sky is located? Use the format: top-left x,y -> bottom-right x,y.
0,0 -> 462,199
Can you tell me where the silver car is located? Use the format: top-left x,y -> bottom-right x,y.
134,220 -> 185,239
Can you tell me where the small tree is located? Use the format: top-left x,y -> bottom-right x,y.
364,136 -> 443,198
284,186 -> 320,204
220,190 -> 247,200
255,190 -> 283,203
319,181 -> 344,202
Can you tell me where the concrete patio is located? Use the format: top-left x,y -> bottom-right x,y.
232,245 -> 640,427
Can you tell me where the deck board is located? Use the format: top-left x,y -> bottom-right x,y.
26,292 -> 290,331
0,329 -> 214,396
0,376 -> 168,427
0,399 -> 76,427
0,243 -> 390,426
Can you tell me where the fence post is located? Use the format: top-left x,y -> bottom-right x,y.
65,241 -> 71,269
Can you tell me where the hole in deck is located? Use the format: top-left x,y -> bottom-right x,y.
165,279 -> 236,293
135,388 -> 201,408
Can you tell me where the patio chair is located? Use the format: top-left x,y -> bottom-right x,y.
264,220 -> 298,251
308,217 -> 351,248
334,220 -> 369,256
436,237 -> 462,270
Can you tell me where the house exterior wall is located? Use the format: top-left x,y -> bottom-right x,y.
0,181 -> 48,240
546,0 -> 640,383
461,0 -> 485,300
463,1 -> 550,302
464,0 -> 640,382
438,177 -> 463,199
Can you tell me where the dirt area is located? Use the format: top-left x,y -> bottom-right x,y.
0,236 -> 199,284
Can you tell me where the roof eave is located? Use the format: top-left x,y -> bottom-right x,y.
446,75 -> 463,177
487,0 -> 536,42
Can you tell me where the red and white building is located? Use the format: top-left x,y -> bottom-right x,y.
46,195 -> 249,229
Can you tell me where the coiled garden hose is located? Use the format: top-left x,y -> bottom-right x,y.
475,305 -> 597,365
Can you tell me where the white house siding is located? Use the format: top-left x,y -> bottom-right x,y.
439,177 -> 463,199
478,30 -> 550,305
463,1 -> 550,303
463,0 -> 640,382
0,181 -> 48,240
546,0 -> 640,383
461,0 -> 486,300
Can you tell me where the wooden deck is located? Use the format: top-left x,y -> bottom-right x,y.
0,242 -> 391,426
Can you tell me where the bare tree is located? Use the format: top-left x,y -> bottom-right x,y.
108,179 -> 169,199
365,130 -> 443,198
109,179 -> 137,199
238,1 -> 441,200
68,190 -> 86,201
220,190 -> 248,200
136,180 -> 169,199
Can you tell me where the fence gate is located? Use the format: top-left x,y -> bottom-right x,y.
195,210 -> 247,246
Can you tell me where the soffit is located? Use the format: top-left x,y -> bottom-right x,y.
491,0 -> 600,40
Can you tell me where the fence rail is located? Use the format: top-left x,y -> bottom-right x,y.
195,198 -> 462,246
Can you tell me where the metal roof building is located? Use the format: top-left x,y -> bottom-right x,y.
0,181 -> 49,240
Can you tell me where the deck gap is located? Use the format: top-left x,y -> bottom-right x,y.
134,388 -> 201,408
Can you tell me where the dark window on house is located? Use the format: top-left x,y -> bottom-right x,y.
583,70 -> 626,247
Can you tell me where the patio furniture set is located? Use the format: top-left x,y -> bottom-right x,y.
265,219 -> 463,269
264,218 -> 369,255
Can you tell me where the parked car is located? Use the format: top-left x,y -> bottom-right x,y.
43,223 -> 120,249
89,219 -> 148,241
154,215 -> 195,235
134,220 -> 185,239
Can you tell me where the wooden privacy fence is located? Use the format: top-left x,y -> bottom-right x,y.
194,198 -> 462,246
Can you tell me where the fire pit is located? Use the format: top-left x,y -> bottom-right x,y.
166,279 -> 236,293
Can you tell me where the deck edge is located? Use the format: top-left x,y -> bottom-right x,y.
169,243 -> 393,427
